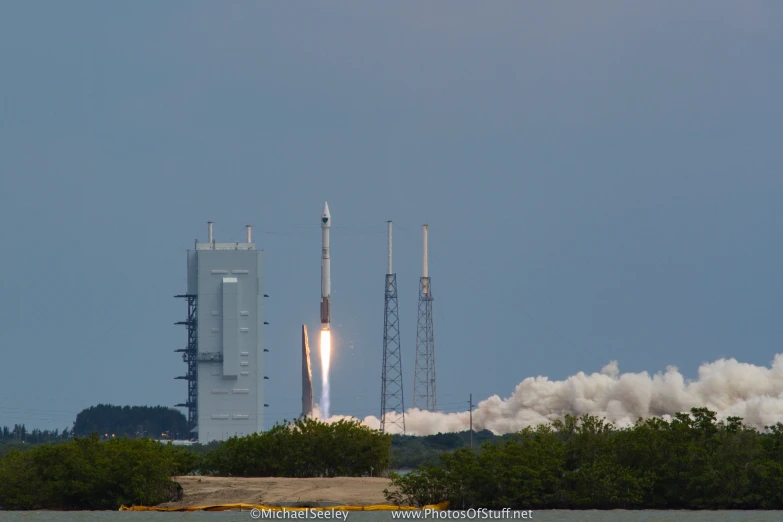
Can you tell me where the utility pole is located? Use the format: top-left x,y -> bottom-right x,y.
469,393 -> 473,450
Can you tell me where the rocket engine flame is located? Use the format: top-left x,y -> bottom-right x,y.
320,328 -> 331,419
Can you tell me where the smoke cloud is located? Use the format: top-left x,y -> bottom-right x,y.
324,355 -> 783,435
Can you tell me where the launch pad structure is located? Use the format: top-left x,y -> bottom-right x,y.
174,294 -> 198,432
380,221 -> 405,433
175,222 -> 268,442
413,225 -> 436,412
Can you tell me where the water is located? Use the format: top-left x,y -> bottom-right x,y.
2,511 -> 782,521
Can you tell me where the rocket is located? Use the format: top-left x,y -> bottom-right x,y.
320,202 -> 331,329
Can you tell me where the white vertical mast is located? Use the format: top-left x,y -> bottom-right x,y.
387,221 -> 393,275
422,224 -> 429,294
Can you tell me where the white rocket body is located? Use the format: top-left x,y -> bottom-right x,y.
320,202 -> 331,328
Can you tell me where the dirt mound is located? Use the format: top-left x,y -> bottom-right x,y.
158,476 -> 396,508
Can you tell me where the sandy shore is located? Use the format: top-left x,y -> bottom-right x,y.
159,476 -> 396,508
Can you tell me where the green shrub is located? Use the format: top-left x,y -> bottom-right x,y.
385,409 -> 783,510
201,417 -> 391,477
0,435 -> 199,510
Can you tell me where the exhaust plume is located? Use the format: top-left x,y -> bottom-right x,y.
336,355 -> 783,435
320,329 -> 331,419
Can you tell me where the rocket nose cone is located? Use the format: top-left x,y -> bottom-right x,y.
321,202 -> 331,224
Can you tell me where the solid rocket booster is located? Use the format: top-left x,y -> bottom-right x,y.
320,202 -> 331,328
302,325 -> 314,418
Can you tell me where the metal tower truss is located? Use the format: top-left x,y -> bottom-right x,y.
175,294 -> 198,438
380,273 -> 405,433
413,277 -> 436,411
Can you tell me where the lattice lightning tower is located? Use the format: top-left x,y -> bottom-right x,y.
380,221 -> 405,433
413,224 -> 436,412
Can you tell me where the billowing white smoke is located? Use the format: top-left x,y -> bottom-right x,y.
323,355 -> 783,435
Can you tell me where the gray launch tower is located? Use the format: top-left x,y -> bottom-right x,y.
176,222 -> 267,442
380,221 -> 405,433
413,225 -> 436,411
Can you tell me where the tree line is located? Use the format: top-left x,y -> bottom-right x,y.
72,404 -> 188,439
385,408 -> 783,510
1,404 -> 187,447
0,425 -> 73,444
391,430 -> 501,469
7,406 -> 783,510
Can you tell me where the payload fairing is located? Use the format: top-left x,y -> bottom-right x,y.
320,202 -> 331,329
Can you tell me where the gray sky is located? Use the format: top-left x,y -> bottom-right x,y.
1,2 -> 782,431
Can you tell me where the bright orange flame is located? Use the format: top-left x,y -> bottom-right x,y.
320,328 -> 331,418
320,329 -> 331,376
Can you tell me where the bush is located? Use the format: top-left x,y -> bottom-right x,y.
0,434 -> 199,510
385,408 -> 783,510
201,417 -> 391,477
